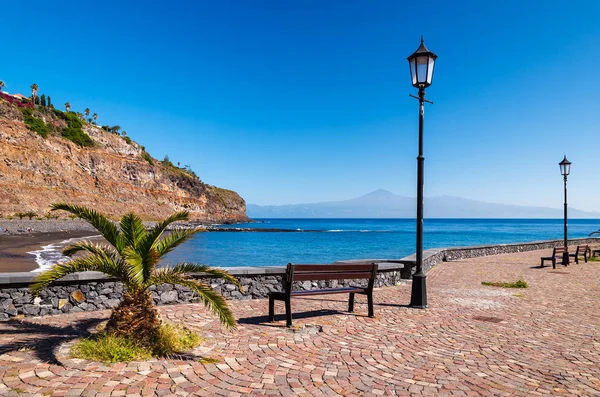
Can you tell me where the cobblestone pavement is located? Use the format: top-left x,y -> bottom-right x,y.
0,249 -> 599,396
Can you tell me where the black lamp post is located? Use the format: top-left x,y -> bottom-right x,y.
559,156 -> 571,266
407,37 -> 437,308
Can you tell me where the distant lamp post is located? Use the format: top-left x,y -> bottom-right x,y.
559,156 -> 571,266
407,37 -> 437,308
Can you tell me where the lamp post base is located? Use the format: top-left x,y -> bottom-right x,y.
409,273 -> 427,309
562,251 -> 569,266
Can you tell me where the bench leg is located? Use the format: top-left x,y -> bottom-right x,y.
285,298 -> 292,328
367,292 -> 374,318
540,259 -> 544,268
575,256 -> 579,265
552,258 -> 556,269
585,253 -> 588,263
268,296 -> 275,322
348,293 -> 355,313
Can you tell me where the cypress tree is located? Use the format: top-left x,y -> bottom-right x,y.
34,95 -> 40,105
40,94 -> 46,107
47,96 -> 52,108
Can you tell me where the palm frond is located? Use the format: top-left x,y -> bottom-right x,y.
30,254 -> 126,296
62,241 -> 117,258
154,229 -> 197,258
170,262 -> 242,291
51,203 -> 120,248
148,271 -> 237,328
119,213 -> 146,249
121,247 -> 145,288
143,211 -> 190,251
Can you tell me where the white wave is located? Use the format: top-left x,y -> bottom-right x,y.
325,229 -> 378,232
27,235 -> 102,272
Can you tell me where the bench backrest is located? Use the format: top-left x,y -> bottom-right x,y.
284,263 -> 378,293
576,245 -> 589,254
552,247 -> 568,256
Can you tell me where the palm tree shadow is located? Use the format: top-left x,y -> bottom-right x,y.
0,317 -> 104,365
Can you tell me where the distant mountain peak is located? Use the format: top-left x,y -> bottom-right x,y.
362,189 -> 395,197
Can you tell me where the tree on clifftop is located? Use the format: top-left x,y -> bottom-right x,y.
30,84 -> 38,105
30,204 -> 241,343
85,108 -> 90,117
65,102 -> 71,112
0,81 -> 5,92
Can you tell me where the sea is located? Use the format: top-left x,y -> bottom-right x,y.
28,218 -> 600,270
160,218 -> 600,268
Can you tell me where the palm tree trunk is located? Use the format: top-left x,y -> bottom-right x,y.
105,291 -> 161,342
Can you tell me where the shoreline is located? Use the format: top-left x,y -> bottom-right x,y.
0,231 -> 97,272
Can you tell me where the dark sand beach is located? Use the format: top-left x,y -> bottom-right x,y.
0,230 -> 96,272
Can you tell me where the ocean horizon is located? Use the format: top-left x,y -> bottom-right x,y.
161,218 -> 600,269
28,218 -> 600,271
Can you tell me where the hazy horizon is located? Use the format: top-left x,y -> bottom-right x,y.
247,189 -> 600,219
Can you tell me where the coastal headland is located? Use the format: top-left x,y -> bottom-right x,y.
0,101 -> 249,223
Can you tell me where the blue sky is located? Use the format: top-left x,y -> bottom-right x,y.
2,1 -> 599,211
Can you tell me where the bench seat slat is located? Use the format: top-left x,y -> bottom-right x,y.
292,287 -> 366,296
292,272 -> 373,281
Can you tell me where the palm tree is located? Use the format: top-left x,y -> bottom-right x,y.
0,81 -> 5,92
85,108 -> 90,117
30,204 -> 240,342
76,112 -> 84,121
30,84 -> 38,105
65,102 -> 71,112
93,113 -> 98,122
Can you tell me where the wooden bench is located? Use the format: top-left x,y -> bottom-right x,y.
540,247 -> 568,269
268,263 -> 378,327
569,245 -> 590,264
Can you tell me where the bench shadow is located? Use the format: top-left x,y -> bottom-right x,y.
239,309 -> 345,326
0,317 -> 105,365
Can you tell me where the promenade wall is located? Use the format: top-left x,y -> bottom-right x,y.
0,237 -> 598,320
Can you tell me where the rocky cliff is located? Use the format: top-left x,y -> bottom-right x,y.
0,101 -> 249,222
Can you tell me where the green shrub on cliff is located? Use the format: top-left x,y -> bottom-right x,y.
61,112 -> 93,147
21,108 -> 49,138
142,152 -> 154,166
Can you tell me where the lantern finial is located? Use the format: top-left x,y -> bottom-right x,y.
421,35 -> 424,44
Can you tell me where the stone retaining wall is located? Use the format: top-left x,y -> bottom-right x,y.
0,237 -> 597,320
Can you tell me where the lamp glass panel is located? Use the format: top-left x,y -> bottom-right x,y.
409,58 -> 417,86
416,55 -> 429,84
426,57 -> 435,85
564,163 -> 571,175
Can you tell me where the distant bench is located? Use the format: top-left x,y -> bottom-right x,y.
540,247 -> 568,269
569,245 -> 590,264
268,263 -> 378,327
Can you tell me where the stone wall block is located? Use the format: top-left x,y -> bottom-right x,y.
70,290 -> 85,304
